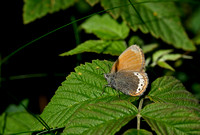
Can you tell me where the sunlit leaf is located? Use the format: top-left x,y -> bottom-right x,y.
158,54 -> 182,62
151,49 -> 173,66
60,40 -> 127,56
157,61 -> 175,71
81,14 -> 130,40
31,60 -> 139,134
142,43 -> 158,54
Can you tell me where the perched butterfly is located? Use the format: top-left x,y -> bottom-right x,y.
104,45 -> 148,96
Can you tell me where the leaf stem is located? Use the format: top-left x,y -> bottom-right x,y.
137,98 -> 144,130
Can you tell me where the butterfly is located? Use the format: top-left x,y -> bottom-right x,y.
104,45 -> 148,96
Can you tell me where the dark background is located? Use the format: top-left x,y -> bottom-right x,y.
1,0 -> 200,115
1,1 -> 95,113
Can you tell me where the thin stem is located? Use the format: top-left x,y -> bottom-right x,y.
137,98 -> 144,130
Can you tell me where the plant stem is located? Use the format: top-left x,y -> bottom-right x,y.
137,98 -> 144,130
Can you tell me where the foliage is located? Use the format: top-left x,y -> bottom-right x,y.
1,60 -> 200,134
1,0 -> 200,135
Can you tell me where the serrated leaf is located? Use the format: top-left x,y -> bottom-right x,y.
141,103 -> 200,135
147,76 -> 200,112
60,40 -> 127,56
157,61 -> 175,71
0,112 -> 39,135
123,129 -> 153,135
86,0 -> 100,6
23,0 -> 76,24
100,0 -> 196,51
64,100 -> 138,134
32,60 -> 139,134
100,0 -> 123,19
81,14 -> 130,40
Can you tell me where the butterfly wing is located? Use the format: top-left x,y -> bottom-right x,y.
111,45 -> 145,73
128,72 -> 148,96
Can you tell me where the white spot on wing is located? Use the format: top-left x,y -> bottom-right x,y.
134,72 -> 145,93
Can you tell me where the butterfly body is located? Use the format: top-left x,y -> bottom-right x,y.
104,45 -> 148,96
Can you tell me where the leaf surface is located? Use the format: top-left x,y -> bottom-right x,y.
101,0 -> 196,51
148,76 -> 200,112
0,112 -> 39,135
141,103 -> 200,135
32,60 -> 139,134
81,14 -> 130,40
23,0 -> 76,24
123,129 -> 153,135
60,40 -> 127,56
157,61 -> 175,71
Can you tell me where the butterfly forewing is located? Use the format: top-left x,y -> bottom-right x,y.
111,45 -> 145,73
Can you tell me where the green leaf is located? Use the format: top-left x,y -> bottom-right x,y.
101,0 -> 123,19
86,0 -> 100,6
23,0 -> 76,24
81,14 -> 130,40
5,99 -> 29,113
142,43 -> 158,54
141,103 -> 200,135
60,40 -> 127,56
0,112 -> 39,135
101,0 -> 196,51
128,36 -> 144,46
32,60 -> 139,134
158,54 -> 182,62
151,49 -> 173,67
148,76 -> 200,112
157,61 -> 175,71
64,100 -> 138,134
123,129 -> 153,135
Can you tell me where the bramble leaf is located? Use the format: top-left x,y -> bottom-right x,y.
81,14 -> 130,40
101,0 -> 196,51
23,0 -> 76,24
31,60 -> 139,134
60,40 -> 127,56
147,76 -> 200,112
141,103 -> 200,135
123,129 -> 153,135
